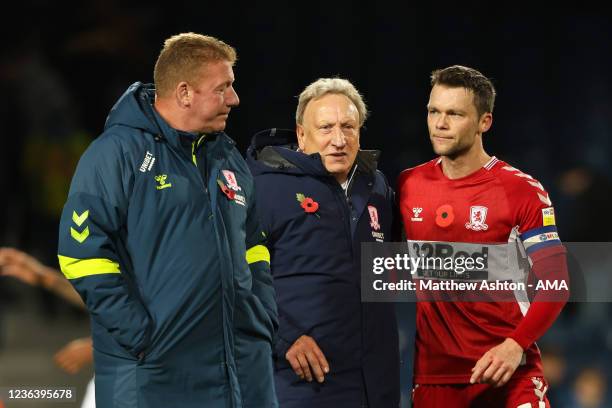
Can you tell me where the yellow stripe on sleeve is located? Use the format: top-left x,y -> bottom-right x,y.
58,255 -> 121,279
246,245 -> 270,265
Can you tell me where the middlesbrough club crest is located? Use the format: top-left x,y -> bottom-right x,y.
465,206 -> 489,231
222,170 -> 241,191
368,205 -> 381,231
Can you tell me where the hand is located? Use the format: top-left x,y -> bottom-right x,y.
470,338 -> 524,387
0,247 -> 85,308
0,247 -> 49,287
285,335 -> 330,383
54,337 -> 94,374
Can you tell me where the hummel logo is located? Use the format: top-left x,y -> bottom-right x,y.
139,151 -> 155,173
72,210 -> 89,226
70,210 -> 90,243
502,166 -> 553,206
155,174 -> 172,190
537,193 -> 552,206
411,207 -> 423,222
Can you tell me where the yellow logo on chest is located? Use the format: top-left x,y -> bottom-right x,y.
155,174 -> 172,190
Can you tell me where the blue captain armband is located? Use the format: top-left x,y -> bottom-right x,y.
520,226 -> 562,256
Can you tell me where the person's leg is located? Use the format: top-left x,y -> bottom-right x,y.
477,376 -> 550,408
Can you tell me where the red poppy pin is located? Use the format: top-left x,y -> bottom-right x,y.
296,193 -> 320,218
217,179 -> 236,200
435,204 -> 454,227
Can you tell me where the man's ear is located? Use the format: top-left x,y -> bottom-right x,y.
479,112 -> 493,133
176,81 -> 191,107
296,124 -> 306,152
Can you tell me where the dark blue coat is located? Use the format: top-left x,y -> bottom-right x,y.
247,129 -> 400,407
58,83 -> 278,408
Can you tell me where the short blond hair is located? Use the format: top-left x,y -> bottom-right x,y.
296,78 -> 368,127
154,32 -> 237,97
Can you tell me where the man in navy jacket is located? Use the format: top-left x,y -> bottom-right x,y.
247,78 -> 400,407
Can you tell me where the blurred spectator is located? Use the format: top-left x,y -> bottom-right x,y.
556,165 -> 612,243
0,247 -> 95,407
574,368 -> 608,408
562,367 -> 609,408
542,348 -> 569,405
0,38 -> 90,272
54,337 -> 93,375
539,165 -> 612,406
0,43 -> 91,338
542,348 -> 568,389
0,247 -> 83,308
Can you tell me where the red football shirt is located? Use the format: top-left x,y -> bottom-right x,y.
398,156 -> 564,384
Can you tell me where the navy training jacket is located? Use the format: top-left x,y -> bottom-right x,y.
247,129 -> 400,407
57,83 -> 278,408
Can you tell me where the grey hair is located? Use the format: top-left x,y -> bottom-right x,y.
295,78 -> 368,126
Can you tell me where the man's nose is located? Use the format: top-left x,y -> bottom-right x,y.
227,87 -> 239,107
330,126 -> 346,147
436,114 -> 448,129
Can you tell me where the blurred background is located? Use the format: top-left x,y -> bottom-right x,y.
1,2 -> 611,407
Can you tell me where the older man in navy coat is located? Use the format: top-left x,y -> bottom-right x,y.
247,78 -> 400,407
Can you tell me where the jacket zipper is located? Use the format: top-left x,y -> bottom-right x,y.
192,136 -> 238,398
192,135 -> 210,197
344,164 -> 358,200
330,178 -> 354,258
342,164 -> 366,375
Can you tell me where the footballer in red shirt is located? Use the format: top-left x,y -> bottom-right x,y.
398,65 -> 569,407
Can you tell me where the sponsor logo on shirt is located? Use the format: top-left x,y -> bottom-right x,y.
139,151 -> 155,172
539,232 -> 559,242
234,194 -> 247,206
371,231 -> 385,242
411,207 -> 423,222
465,206 -> 489,231
542,207 -> 556,226
523,231 -> 560,244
